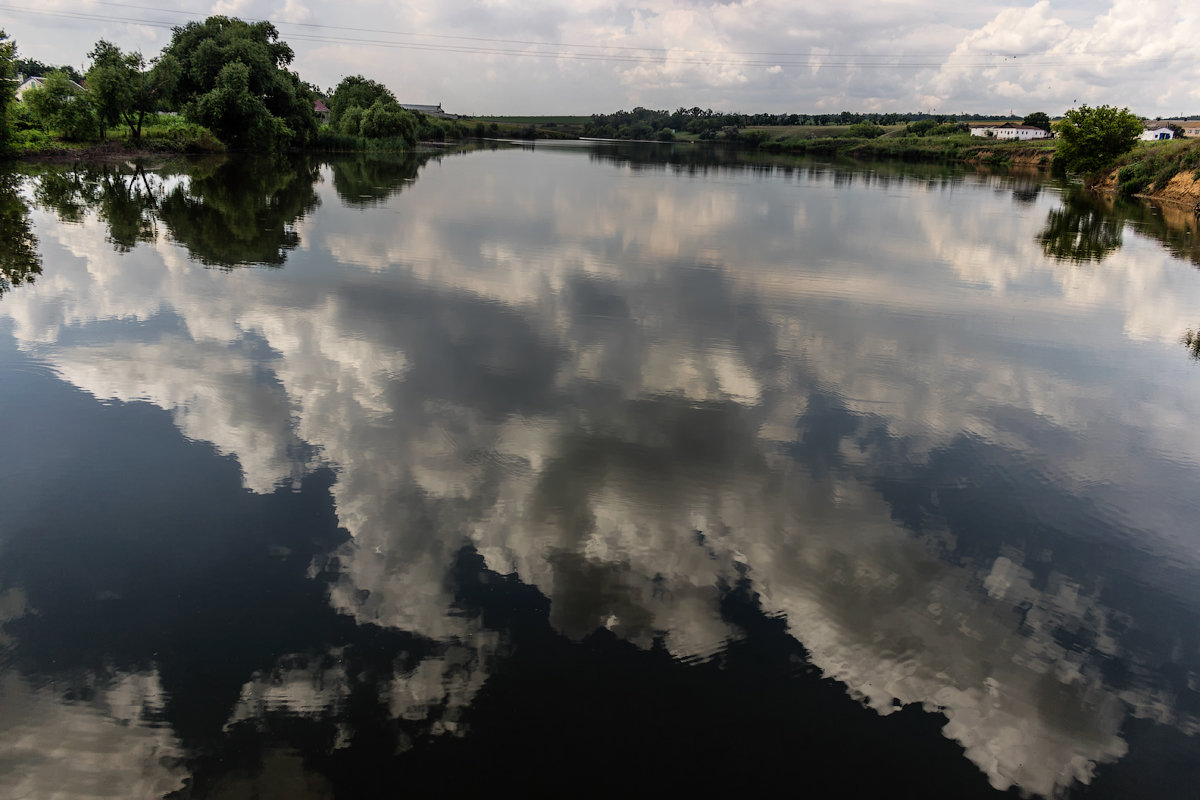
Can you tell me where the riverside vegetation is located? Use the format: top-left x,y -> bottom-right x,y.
2,21 -> 1196,208
0,24 -> 1061,162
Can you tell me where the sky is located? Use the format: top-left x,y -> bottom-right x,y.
3,0 -> 1199,119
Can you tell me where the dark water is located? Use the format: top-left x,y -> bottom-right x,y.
1,144 -> 1199,798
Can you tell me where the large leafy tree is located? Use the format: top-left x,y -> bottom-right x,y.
328,75 -> 394,129
359,98 -> 417,144
86,40 -> 178,140
1022,111 -> 1051,132
161,16 -> 315,150
1055,105 -> 1143,176
14,58 -> 83,83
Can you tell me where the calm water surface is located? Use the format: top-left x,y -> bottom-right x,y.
1,144 -> 1199,798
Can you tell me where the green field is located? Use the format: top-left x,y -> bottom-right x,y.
470,116 -> 591,126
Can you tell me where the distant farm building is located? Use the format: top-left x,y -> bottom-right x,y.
969,123 -> 1051,140
1158,119 -> 1200,137
1139,127 -> 1174,141
14,74 -> 85,101
400,103 -> 456,119
314,100 -> 331,124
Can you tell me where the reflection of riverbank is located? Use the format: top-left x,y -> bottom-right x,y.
1039,184 -> 1200,268
0,172 -> 41,297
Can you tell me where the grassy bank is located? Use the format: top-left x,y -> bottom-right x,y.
1092,138 -> 1200,207
756,130 -> 1056,166
4,115 -> 224,160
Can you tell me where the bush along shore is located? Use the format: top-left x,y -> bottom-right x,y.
7,114 -> 225,160
755,133 -> 1056,167
1093,138 -> 1200,209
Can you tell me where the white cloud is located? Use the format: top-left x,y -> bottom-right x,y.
3,0 -> 1198,114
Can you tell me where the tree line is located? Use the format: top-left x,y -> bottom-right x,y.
581,107 -> 1044,141
0,21 -> 469,155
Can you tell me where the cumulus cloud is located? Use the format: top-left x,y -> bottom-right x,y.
3,0 -> 1197,114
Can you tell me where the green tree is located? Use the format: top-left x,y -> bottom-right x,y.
86,40 -> 178,140
328,75 -> 395,129
161,16 -> 316,150
1055,105 -> 1143,175
23,71 -> 97,141
0,30 -> 15,151
190,61 -> 288,150
32,163 -> 160,251
906,119 -> 937,137
846,122 -> 885,139
14,58 -> 83,83
338,105 -> 364,136
1022,111 -> 1052,132
358,97 -> 417,144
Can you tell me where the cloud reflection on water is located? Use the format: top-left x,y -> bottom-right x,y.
2,149 -> 1200,796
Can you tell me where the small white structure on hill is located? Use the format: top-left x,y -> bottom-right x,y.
1139,127 -> 1174,141
969,123 -> 1050,140
14,74 -> 86,101
1157,120 -> 1199,137
15,76 -> 43,100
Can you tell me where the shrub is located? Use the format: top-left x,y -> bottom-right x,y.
1055,105 -> 1142,175
846,123 -> 885,139
22,71 -> 99,141
338,105 -> 364,136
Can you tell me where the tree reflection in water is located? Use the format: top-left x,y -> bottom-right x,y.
1036,188 -> 1124,264
24,150 -> 472,270
29,156 -> 322,268
156,155 -> 321,268
1038,184 -> 1200,268
1183,328 -> 1200,360
0,172 -> 41,298
328,152 -> 424,207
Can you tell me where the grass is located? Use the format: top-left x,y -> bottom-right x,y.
312,129 -> 419,152
472,117 -> 595,126
743,124 -> 907,140
754,131 -> 1056,164
4,114 -> 224,158
1111,138 -> 1200,196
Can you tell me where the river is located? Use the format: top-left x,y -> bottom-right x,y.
1,143 -> 1198,798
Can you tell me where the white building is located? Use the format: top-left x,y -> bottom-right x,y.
1139,127 -> 1174,142
15,76 -> 45,101
1159,119 -> 1199,138
14,74 -> 86,101
969,124 -> 1051,140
